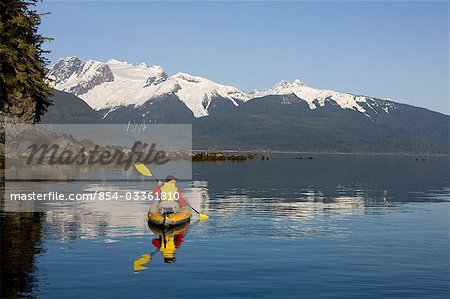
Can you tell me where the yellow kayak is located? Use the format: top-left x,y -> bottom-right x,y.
147,220 -> 191,236
148,201 -> 191,227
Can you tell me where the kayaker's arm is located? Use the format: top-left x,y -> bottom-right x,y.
152,238 -> 161,249
177,192 -> 188,206
174,234 -> 184,248
153,186 -> 161,199
152,181 -> 164,198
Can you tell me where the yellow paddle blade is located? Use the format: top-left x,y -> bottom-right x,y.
135,162 -> 152,177
133,254 -> 151,271
199,213 -> 209,220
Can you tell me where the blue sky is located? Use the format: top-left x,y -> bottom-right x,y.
39,1 -> 448,114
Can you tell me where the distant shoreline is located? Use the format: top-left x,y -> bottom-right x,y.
192,149 -> 450,157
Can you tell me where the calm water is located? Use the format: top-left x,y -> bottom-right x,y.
1,155 -> 449,298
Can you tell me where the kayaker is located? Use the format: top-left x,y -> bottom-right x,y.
133,230 -> 185,268
153,175 -> 189,206
152,232 -> 185,263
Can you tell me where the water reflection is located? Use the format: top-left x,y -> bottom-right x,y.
3,175 -> 446,242
40,181 -> 207,242
202,185 -> 386,218
1,155 -> 449,298
134,222 -> 191,270
0,212 -> 45,298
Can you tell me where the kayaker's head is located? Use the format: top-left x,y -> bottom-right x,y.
162,244 -> 176,263
165,175 -> 177,184
164,257 -> 176,264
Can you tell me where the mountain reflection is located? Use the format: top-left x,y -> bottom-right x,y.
4,171 -> 448,242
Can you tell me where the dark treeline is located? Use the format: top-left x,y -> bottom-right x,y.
1,0 -> 53,297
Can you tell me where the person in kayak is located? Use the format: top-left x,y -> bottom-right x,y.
133,223 -> 190,269
153,175 -> 188,206
151,231 -> 185,263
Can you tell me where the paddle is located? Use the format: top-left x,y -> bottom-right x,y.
133,250 -> 159,271
135,162 -> 209,220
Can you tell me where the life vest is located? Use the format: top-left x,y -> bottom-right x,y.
160,182 -> 178,201
160,235 -> 176,262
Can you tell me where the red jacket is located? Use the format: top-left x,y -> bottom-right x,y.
152,186 -> 188,206
152,234 -> 184,249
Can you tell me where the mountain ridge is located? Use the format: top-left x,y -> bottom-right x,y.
48,56 -> 403,119
42,90 -> 449,154
44,57 -> 449,154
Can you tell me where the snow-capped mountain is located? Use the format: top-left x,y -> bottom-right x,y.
138,72 -> 251,117
48,57 -> 393,119
252,79 -> 369,113
44,58 -> 449,154
48,57 -> 166,109
48,57 -> 250,117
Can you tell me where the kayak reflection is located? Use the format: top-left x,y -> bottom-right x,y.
133,222 -> 190,270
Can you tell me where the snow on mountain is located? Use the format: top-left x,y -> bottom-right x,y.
251,79 -> 369,113
48,57 -> 167,110
47,57 -> 115,97
48,56 -> 392,118
48,57 -> 250,117
151,72 -> 251,117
